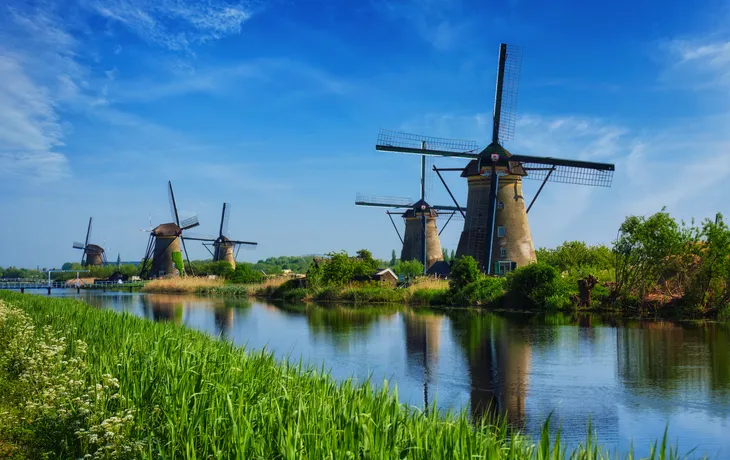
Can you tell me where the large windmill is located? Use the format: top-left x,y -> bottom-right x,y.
185,203 -> 257,270
72,217 -> 107,266
139,181 -> 200,278
376,43 -> 615,275
356,155 -> 462,272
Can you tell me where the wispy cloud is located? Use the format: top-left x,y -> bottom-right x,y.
660,37 -> 730,90
373,0 -> 472,50
90,0 -> 253,50
0,5 -> 80,182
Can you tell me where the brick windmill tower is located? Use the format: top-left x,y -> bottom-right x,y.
376,43 -> 615,274
140,181 -> 200,278
356,154 -> 462,273
186,202 -> 257,270
73,217 -> 107,266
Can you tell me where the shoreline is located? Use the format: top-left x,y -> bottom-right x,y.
135,281 -> 725,321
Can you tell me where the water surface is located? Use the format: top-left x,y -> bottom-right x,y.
51,290 -> 730,457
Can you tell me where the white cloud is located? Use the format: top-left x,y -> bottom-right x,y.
90,0 -> 253,50
0,6 -> 78,182
661,38 -> 730,90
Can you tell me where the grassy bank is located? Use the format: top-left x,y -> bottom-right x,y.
0,291 -> 688,459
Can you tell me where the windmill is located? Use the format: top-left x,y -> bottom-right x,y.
185,202 -> 257,270
72,217 -> 107,266
139,181 -> 200,278
375,43 -> 615,275
356,155 -> 462,273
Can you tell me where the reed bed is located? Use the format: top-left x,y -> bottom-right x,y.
142,276 -> 224,294
0,291 -> 694,459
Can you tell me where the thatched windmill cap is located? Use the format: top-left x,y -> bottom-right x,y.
153,223 -> 182,237
402,199 -> 438,218
85,244 -> 105,254
461,143 -> 526,177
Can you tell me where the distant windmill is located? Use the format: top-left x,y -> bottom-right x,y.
139,181 -> 200,278
73,217 -> 107,266
186,203 -> 257,270
376,43 -> 615,274
356,155 -> 462,273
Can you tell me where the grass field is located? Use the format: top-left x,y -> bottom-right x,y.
0,290 -> 690,459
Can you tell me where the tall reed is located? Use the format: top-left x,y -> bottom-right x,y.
0,291 -> 693,459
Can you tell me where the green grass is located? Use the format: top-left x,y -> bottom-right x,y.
0,291 -> 698,458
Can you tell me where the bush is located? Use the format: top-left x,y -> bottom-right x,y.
393,260 -> 424,278
410,289 -> 450,305
449,256 -> 480,292
505,263 -> 571,309
454,277 -> 506,306
230,264 -> 264,284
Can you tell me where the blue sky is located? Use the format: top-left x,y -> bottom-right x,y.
1,0 -> 729,268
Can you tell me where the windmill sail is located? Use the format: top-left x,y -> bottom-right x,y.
220,203 -> 231,238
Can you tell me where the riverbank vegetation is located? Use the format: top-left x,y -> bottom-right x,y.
0,291 -> 685,459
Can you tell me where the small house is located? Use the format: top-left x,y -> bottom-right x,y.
372,268 -> 398,288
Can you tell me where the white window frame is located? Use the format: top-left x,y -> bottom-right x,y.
497,226 -> 506,237
497,201 -> 504,210
500,246 -> 507,258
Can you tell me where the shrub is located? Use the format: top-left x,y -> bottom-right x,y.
393,260 -> 424,278
449,256 -> 480,292
230,264 -> 264,284
505,263 -> 570,309
455,277 -> 506,306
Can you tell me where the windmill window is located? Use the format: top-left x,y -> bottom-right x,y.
500,247 -> 507,258
497,226 -> 506,237
497,201 -> 504,210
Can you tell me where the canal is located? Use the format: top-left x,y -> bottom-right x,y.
50,290 -> 730,457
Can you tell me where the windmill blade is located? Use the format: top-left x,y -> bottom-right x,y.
168,181 -> 180,226
73,241 -> 85,250
179,215 -> 200,230
437,211 -> 465,222
220,203 -> 231,238
431,205 -> 461,212
493,43 -> 522,144
179,236 -> 194,276
376,129 -> 481,159
235,242 -> 257,251
85,217 -> 93,248
509,154 -> 615,187
355,194 -> 414,209
228,240 -> 257,246
183,232 -> 217,242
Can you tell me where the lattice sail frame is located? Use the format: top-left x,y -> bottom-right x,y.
377,129 -> 481,155
497,44 -> 522,144
377,129 -> 614,188
517,163 -> 613,187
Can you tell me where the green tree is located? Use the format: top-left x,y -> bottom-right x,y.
449,256 -> 480,292
614,209 -> 690,299
231,263 -> 264,284
684,213 -> 730,310
322,251 -> 356,286
393,260 -> 424,278
505,263 -> 571,309
442,248 -> 449,262
390,250 -> 397,267
450,250 -> 455,261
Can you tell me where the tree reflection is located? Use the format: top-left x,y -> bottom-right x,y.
617,321 -> 730,394
303,305 -> 398,347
